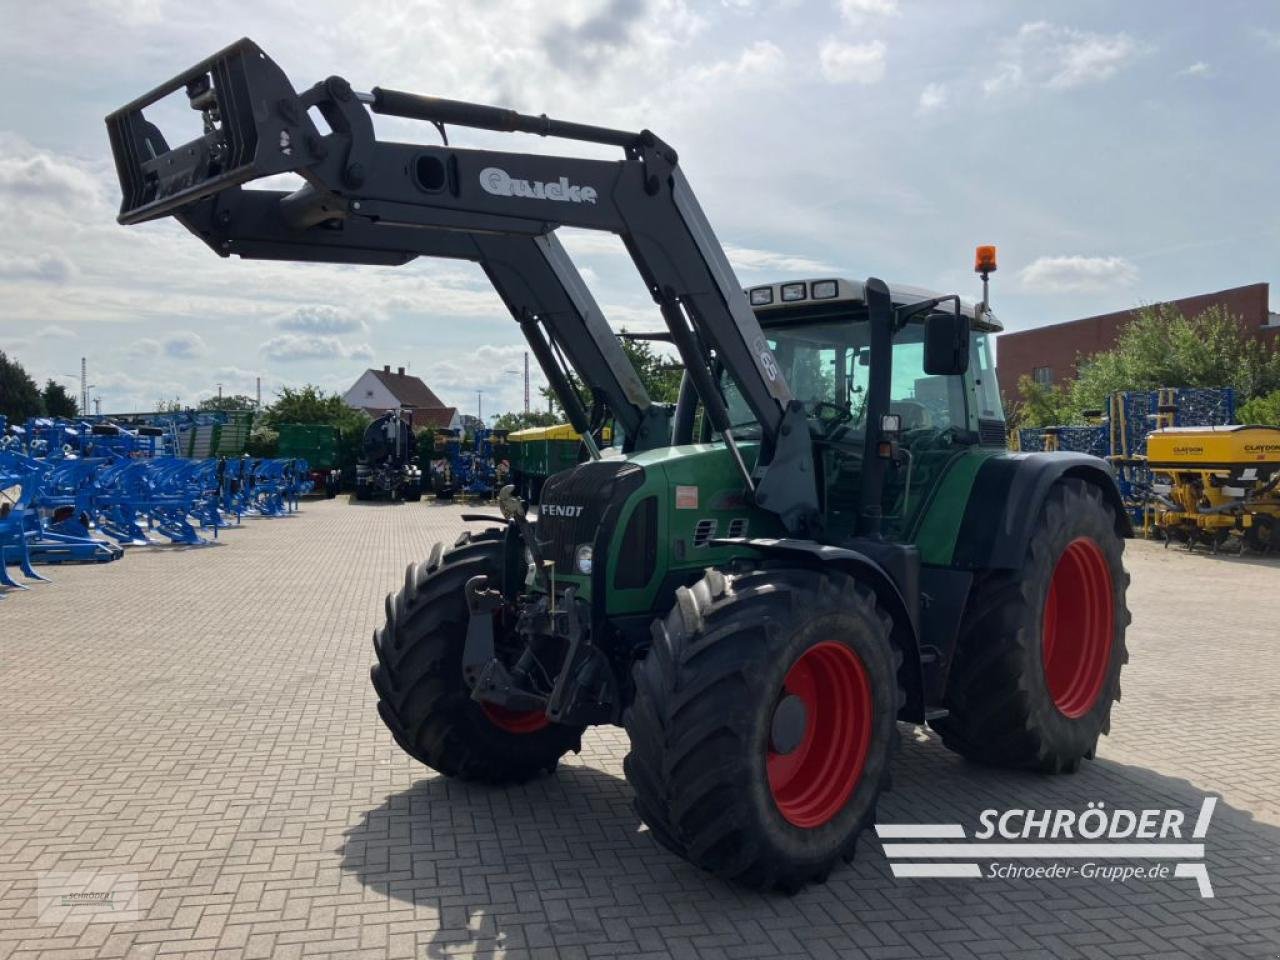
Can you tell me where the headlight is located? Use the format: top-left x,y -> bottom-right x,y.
575,544 -> 593,575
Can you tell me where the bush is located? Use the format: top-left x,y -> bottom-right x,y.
1238,388 -> 1280,426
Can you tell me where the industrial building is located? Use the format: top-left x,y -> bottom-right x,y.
997,282 -> 1279,405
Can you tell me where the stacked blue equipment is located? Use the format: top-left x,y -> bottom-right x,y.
1,415 -> 313,599
1014,387 -> 1237,526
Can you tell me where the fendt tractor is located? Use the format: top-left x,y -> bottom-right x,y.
108,40 -> 1131,891
355,409 -> 423,502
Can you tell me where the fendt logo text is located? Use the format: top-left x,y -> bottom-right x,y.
877,796 -> 1218,898
480,167 -> 598,204
541,504 -> 585,518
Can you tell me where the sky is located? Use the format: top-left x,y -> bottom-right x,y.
1,0 -> 1277,416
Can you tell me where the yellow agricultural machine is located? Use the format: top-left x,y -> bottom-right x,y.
1146,425 -> 1280,552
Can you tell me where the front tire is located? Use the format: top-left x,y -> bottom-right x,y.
931,478 -> 1131,772
371,531 -> 582,782
624,568 -> 901,891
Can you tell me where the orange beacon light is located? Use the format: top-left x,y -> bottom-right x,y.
974,245 -> 998,275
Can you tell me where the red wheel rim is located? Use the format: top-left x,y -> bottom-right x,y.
1042,537 -> 1114,718
481,703 -> 550,734
767,641 -> 873,829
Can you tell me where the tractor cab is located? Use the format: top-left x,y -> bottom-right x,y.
716,277 -> 1006,541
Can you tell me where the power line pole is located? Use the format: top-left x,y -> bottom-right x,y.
256,377 -> 261,410
476,390 -> 482,423
523,351 -> 530,414
80,357 -> 87,417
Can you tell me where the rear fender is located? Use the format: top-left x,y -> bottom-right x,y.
952,453 -> 1131,570
716,537 -> 926,722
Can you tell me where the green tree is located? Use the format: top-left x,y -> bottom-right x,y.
542,330 -> 684,415
262,385 -> 369,472
492,410 -> 559,432
1238,388 -> 1280,426
1070,303 -> 1280,413
245,423 -> 279,458
0,351 -> 45,421
41,379 -> 79,418
199,394 -> 258,412
1011,375 -> 1076,428
1011,304 -> 1280,428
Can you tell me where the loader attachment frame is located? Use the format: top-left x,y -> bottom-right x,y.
105,38 -> 820,531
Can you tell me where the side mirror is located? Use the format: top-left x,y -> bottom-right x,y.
923,310 -> 970,376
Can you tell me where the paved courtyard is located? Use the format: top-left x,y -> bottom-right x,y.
1,498 -> 1278,960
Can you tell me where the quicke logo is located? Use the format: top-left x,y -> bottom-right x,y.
480,167 -> 598,204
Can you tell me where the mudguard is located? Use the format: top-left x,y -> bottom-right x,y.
952,452 -> 1131,570
714,537 -> 926,722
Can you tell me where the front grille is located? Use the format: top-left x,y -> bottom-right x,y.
978,418 -> 1008,447
538,461 -> 644,574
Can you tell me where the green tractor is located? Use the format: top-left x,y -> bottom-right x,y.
108,41 -> 1130,891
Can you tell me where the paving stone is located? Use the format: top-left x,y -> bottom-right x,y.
0,501 -> 1277,959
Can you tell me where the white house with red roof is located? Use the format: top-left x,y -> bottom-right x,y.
342,365 -> 461,430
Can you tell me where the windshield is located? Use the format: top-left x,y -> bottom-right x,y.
719,314 -> 971,442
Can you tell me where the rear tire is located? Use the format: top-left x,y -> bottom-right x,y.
371,531 -> 582,782
624,568 -> 901,891
931,478 -> 1130,772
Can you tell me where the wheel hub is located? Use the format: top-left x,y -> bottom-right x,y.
1042,537 -> 1114,718
766,641 -> 873,829
769,694 -> 808,755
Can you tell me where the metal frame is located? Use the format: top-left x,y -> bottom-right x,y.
105,38 -> 818,528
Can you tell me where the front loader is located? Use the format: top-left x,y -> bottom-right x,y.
107,40 -> 1132,892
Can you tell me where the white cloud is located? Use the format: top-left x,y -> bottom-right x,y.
1179,61 -> 1211,78
818,39 -> 887,85
837,0 -> 897,21
274,304 -> 369,335
163,331 -> 207,359
1255,27 -> 1280,51
691,41 -> 786,85
127,332 -> 207,359
261,334 -> 374,362
986,22 -> 1139,96
724,244 -> 836,275
1019,255 -> 1138,293
0,137 -> 100,207
917,82 -> 948,115
0,251 -> 75,283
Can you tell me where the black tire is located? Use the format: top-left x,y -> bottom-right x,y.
624,567 -> 902,892
931,478 -> 1131,773
370,531 -> 582,782
355,484 -> 371,502
1244,515 -> 1274,554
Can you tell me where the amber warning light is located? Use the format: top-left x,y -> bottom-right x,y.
974,245 -> 998,275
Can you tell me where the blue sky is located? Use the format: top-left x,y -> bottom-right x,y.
1,0 -> 1277,415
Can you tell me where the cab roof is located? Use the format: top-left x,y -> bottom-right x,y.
745,278 -> 1003,332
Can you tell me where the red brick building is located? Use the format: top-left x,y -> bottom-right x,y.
997,283 -> 1279,406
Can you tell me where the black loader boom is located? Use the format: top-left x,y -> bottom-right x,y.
105,37 -> 820,532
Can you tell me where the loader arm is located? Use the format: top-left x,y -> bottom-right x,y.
174,189 -> 664,449
105,38 -> 820,531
